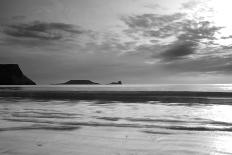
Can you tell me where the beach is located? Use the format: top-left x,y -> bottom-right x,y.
1,85 -> 232,155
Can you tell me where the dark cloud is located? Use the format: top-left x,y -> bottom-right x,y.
122,12 -> 223,62
1,21 -> 85,40
156,41 -> 197,61
130,41 -> 198,61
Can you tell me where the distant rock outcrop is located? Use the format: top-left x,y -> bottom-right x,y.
0,64 -> 36,85
60,80 -> 99,85
108,81 -> 122,85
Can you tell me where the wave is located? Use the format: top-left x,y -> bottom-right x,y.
11,111 -> 80,119
1,90 -> 232,104
0,124 -> 81,131
3,117 -> 232,132
142,130 -> 174,135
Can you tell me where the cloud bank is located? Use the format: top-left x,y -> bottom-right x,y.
2,21 -> 85,40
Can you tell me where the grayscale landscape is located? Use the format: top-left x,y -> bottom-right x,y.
1,0 -> 232,154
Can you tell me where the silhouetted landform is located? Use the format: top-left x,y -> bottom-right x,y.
60,80 -> 99,85
108,81 -> 122,85
58,80 -> 122,85
0,64 -> 36,85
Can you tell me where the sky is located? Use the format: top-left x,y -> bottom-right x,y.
1,0 -> 232,84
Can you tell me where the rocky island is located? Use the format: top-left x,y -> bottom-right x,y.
59,80 -> 99,85
108,81 -> 122,85
58,80 -> 123,85
0,64 -> 36,85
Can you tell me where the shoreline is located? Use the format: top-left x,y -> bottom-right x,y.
1,90 -> 232,103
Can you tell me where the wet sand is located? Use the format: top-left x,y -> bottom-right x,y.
1,86 -> 232,154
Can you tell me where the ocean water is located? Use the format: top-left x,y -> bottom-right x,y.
1,84 -> 232,155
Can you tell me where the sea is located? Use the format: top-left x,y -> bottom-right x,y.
1,84 -> 232,155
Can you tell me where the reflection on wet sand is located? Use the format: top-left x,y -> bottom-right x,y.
1,88 -> 232,154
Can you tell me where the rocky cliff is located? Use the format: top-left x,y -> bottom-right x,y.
0,64 -> 36,85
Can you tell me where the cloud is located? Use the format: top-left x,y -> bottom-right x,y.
143,3 -> 161,10
1,21 -> 85,40
122,13 -> 185,30
121,12 -> 223,62
178,20 -> 223,41
162,56 -> 232,74
181,0 -> 200,10
221,35 -> 232,40
122,13 -> 222,42
156,41 -> 197,61
130,40 -> 198,61
121,13 -> 185,40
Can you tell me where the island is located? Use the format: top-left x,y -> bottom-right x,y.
0,64 -> 36,85
108,81 -> 122,85
59,80 -> 99,85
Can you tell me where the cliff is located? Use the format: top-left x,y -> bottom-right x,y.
0,64 -> 36,85
109,81 -> 122,85
61,80 -> 99,85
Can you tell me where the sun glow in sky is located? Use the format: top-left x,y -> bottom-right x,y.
1,0 -> 232,84
208,0 -> 232,44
